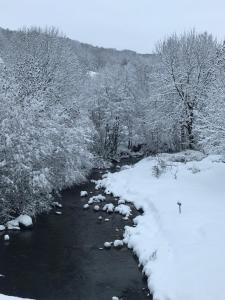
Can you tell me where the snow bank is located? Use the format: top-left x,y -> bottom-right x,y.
98,151 -> 225,300
0,295 -> 33,299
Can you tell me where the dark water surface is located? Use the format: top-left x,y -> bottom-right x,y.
0,159 -> 151,300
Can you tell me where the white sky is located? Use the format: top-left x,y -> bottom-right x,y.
0,0 -> 224,53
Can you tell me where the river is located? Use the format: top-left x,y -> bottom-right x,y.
0,158 -> 151,300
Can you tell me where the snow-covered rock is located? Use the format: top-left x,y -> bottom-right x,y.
4,235 -> 10,241
16,215 -> 33,228
118,199 -> 125,205
6,215 -> 33,230
52,201 -> 62,208
102,203 -> 114,213
113,240 -> 124,248
83,204 -> 89,209
0,225 -> 5,231
115,204 -> 131,217
55,211 -> 62,215
80,191 -> 88,197
98,216 -> 103,221
112,297 -> 119,300
104,242 -> 112,249
104,218 -> 110,222
6,220 -> 20,230
93,205 -> 100,211
88,194 -> 106,204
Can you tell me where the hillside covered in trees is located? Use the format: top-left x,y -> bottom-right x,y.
0,27 -> 224,222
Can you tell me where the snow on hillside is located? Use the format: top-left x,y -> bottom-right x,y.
97,151 -> 225,300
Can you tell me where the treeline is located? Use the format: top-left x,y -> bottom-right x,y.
80,30 -> 225,156
0,27 -> 224,221
0,27 -> 94,221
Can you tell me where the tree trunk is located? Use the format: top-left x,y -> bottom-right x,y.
186,102 -> 194,149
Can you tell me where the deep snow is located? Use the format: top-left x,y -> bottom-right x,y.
97,151 -> 225,300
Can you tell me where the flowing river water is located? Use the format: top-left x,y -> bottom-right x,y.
0,158 -> 152,300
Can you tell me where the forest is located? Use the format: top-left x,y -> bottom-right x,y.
0,27 -> 224,222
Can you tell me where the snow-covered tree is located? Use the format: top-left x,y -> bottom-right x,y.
0,28 -> 94,221
156,31 -> 218,149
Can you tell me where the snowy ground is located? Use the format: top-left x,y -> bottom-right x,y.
97,151 -> 225,300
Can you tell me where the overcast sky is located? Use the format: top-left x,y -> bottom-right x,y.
0,0 -> 224,53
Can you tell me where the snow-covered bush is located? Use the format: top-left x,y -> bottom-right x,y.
152,158 -> 167,178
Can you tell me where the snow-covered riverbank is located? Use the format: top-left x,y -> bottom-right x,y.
0,295 -> 32,300
97,151 -> 225,300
